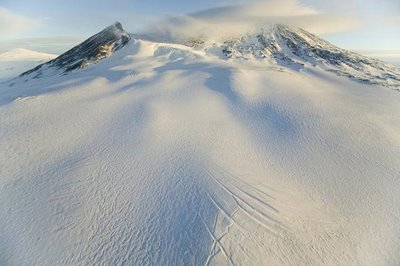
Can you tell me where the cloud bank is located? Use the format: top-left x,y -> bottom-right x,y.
0,6 -> 39,37
0,36 -> 84,54
148,0 -> 360,42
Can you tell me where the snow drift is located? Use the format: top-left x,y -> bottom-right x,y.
0,22 -> 400,265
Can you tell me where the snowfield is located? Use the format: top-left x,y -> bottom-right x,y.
1,36 -> 400,265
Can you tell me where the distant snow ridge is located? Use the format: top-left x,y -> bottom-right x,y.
20,22 -> 130,78
221,25 -> 400,88
0,49 -> 56,62
0,49 -> 57,82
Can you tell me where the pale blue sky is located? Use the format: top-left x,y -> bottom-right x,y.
0,0 -> 399,54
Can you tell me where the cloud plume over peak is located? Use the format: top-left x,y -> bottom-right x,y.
148,0 -> 360,42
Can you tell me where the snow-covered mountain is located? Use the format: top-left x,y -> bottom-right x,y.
19,23 -> 400,90
1,23 -> 400,265
218,25 -> 400,88
20,22 -> 130,78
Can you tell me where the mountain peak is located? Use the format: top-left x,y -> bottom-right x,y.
103,22 -> 126,36
220,24 -> 400,88
112,22 -> 124,31
20,22 -> 131,78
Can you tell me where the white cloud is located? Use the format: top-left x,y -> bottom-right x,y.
148,0 -> 360,42
385,15 -> 400,25
0,6 -> 39,36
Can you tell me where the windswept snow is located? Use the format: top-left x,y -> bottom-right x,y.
1,36 -> 400,265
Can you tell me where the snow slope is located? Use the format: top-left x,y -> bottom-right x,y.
0,48 -> 56,82
1,24 -> 400,265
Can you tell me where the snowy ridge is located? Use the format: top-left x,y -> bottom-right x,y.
0,49 -> 56,62
17,23 -> 400,89
20,22 -> 130,78
219,25 -> 400,88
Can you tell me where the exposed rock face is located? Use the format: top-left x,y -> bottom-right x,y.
21,22 -> 130,78
221,25 -> 400,88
